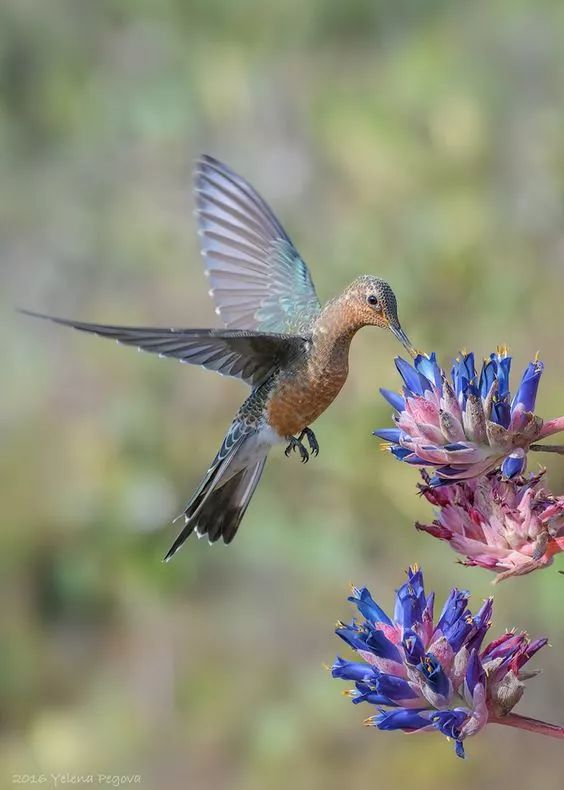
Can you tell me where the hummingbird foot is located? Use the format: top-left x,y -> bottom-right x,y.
284,435 -> 310,463
298,427 -> 319,457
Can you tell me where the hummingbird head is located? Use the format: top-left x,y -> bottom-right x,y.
344,275 -> 416,357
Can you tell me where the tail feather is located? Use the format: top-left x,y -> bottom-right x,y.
221,457 -> 266,544
164,455 -> 267,560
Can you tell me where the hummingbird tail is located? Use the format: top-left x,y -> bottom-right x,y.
164,451 -> 267,560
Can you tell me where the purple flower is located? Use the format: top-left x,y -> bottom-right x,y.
417,470 -> 564,582
375,349 -> 564,484
333,567 -> 564,758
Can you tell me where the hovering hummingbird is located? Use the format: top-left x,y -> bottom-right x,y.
23,155 -> 415,558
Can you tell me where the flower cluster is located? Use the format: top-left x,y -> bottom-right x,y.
332,346 -> 564,758
373,346 -> 564,581
417,470 -> 564,582
333,567 -> 561,758
375,348 -> 564,484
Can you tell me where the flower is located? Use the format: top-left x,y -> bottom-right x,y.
333,566 -> 564,758
417,470 -> 564,582
374,348 -> 564,484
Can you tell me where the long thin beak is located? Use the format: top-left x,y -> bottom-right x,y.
388,322 -> 417,358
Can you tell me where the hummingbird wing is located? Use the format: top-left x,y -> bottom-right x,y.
195,155 -> 321,333
21,310 -> 305,387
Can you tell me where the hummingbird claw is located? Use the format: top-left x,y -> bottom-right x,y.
284,435 -> 310,463
298,427 -> 320,457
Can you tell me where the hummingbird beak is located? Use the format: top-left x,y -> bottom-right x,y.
388,321 -> 417,358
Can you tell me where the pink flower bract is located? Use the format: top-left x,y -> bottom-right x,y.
417,470 -> 564,581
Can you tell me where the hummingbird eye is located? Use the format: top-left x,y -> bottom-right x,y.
367,294 -> 379,306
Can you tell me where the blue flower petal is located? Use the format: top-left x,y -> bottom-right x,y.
431,709 -> 469,741
465,650 -> 486,697
501,453 -> 525,478
349,682 -> 392,706
512,361 -> 544,413
479,358 -> 497,399
451,353 -> 476,399
442,615 -> 473,653
479,353 -> 512,401
349,587 -> 392,625
394,568 -> 426,630
496,355 -> 512,398
364,628 -> 402,663
418,654 -> 450,697
352,690 -> 392,706
462,352 -> 476,382
375,708 -> 431,732
491,399 -> 511,428
466,380 -> 480,400
406,566 -> 426,605
395,357 -> 427,396
390,447 -> 429,465
433,465 -> 469,480
394,588 -> 420,629
379,388 -> 406,412
428,474 -> 450,487
390,447 -> 412,460
423,592 -> 435,623
436,588 -> 470,643
402,630 -> 425,666
414,353 -> 442,389
466,598 -> 493,653
375,674 -> 418,701
372,428 -> 402,443
335,625 -> 368,652
331,657 -> 377,683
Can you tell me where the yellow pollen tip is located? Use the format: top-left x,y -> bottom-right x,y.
534,350 -> 540,363
380,442 -> 393,453
322,663 -> 331,671
363,717 -> 375,726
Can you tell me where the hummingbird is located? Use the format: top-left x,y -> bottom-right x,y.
22,155 -> 415,558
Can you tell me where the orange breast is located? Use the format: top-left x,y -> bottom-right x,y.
266,365 -> 348,438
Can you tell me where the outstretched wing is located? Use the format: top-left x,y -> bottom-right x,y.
21,310 -> 305,387
194,155 -> 321,333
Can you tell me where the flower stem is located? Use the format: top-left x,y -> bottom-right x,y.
539,416 -> 564,440
491,712 -> 564,740
530,443 -> 564,455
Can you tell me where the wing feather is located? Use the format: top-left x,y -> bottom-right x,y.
21,310 -> 305,387
195,155 -> 321,333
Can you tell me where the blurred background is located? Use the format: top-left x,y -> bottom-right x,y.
2,1 -> 564,787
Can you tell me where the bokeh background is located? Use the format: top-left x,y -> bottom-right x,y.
2,1 -> 564,788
